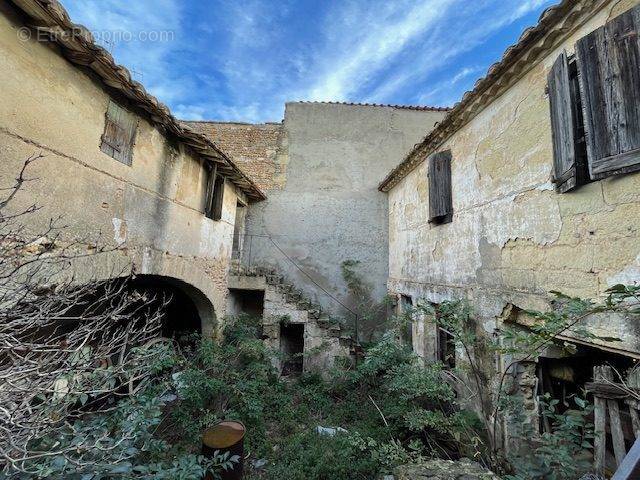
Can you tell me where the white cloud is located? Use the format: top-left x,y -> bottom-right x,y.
64,0 -> 183,100
61,0 -> 554,122
304,0 -> 455,101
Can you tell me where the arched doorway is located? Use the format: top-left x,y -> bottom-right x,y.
130,275 -> 215,340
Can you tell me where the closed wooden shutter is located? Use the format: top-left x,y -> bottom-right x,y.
100,101 -> 138,165
548,51 -> 588,192
576,5 -> 640,180
428,150 -> 453,224
204,162 -> 217,219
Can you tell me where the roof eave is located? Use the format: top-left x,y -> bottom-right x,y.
10,0 -> 266,202
378,0 -> 609,193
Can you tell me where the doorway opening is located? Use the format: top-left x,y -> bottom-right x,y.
228,289 -> 265,318
130,276 -> 203,340
280,322 -> 305,376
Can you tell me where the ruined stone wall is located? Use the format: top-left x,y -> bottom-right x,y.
246,102 -> 447,332
183,121 -> 286,192
227,273 -> 351,373
0,2 -> 246,333
388,0 -> 640,358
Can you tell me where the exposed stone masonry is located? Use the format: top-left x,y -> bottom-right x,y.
229,263 -> 353,373
183,121 -> 285,192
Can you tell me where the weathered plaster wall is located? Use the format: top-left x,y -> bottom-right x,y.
388,0 -> 640,357
246,102 -> 446,331
0,2 -> 245,333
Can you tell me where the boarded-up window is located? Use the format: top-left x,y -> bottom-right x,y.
100,101 -> 137,165
428,150 -> 453,225
547,51 -> 589,192
576,5 -> 640,180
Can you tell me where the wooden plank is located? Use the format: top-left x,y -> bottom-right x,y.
548,51 -> 580,192
594,365 -> 611,476
629,407 -> 640,439
609,398 -> 628,467
594,395 -> 607,476
428,150 -> 453,224
591,147 -> 640,179
612,438 -> 640,480
576,4 -> 640,180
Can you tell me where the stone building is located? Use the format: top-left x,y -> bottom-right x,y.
5,0 -> 640,425
0,0 -> 264,337
187,102 -> 447,339
0,0 -> 446,372
379,0 -> 640,453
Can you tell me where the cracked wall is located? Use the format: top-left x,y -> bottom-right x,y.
0,2 -> 247,334
388,0 -> 640,357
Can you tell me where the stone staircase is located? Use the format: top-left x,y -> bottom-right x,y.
229,262 -> 356,373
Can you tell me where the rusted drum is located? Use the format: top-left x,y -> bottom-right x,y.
202,420 -> 245,480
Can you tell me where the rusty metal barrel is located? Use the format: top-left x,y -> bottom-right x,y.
202,420 -> 245,480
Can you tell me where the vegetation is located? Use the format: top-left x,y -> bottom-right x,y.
4,159 -> 639,479
7,285 -> 640,479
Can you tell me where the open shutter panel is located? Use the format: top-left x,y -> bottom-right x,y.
576,5 -> 640,180
204,163 -> 217,219
548,51 -> 584,192
428,150 -> 452,223
212,175 -> 225,221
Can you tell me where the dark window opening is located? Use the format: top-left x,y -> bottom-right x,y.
567,56 -> 590,185
399,294 -> 413,347
212,174 -> 225,221
228,288 -> 265,319
428,150 -> 453,225
100,101 -> 137,166
280,323 -> 304,376
204,163 -> 225,221
437,326 -> 456,369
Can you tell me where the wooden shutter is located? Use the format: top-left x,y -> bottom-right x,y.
212,174 -> 225,221
204,162 -> 217,219
428,150 -> 453,224
548,51 -> 588,192
100,101 -> 138,165
576,5 -> 640,180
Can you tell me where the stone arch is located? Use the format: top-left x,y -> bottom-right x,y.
130,274 -> 216,338
74,248 -> 221,338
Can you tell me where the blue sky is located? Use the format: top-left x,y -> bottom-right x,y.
65,0 -> 555,123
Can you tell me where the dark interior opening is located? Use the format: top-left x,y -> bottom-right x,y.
437,327 -> 456,369
567,55 -> 590,187
399,294 -> 413,347
537,344 -> 636,455
130,277 -> 202,340
280,323 -> 304,376
228,289 -> 265,318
